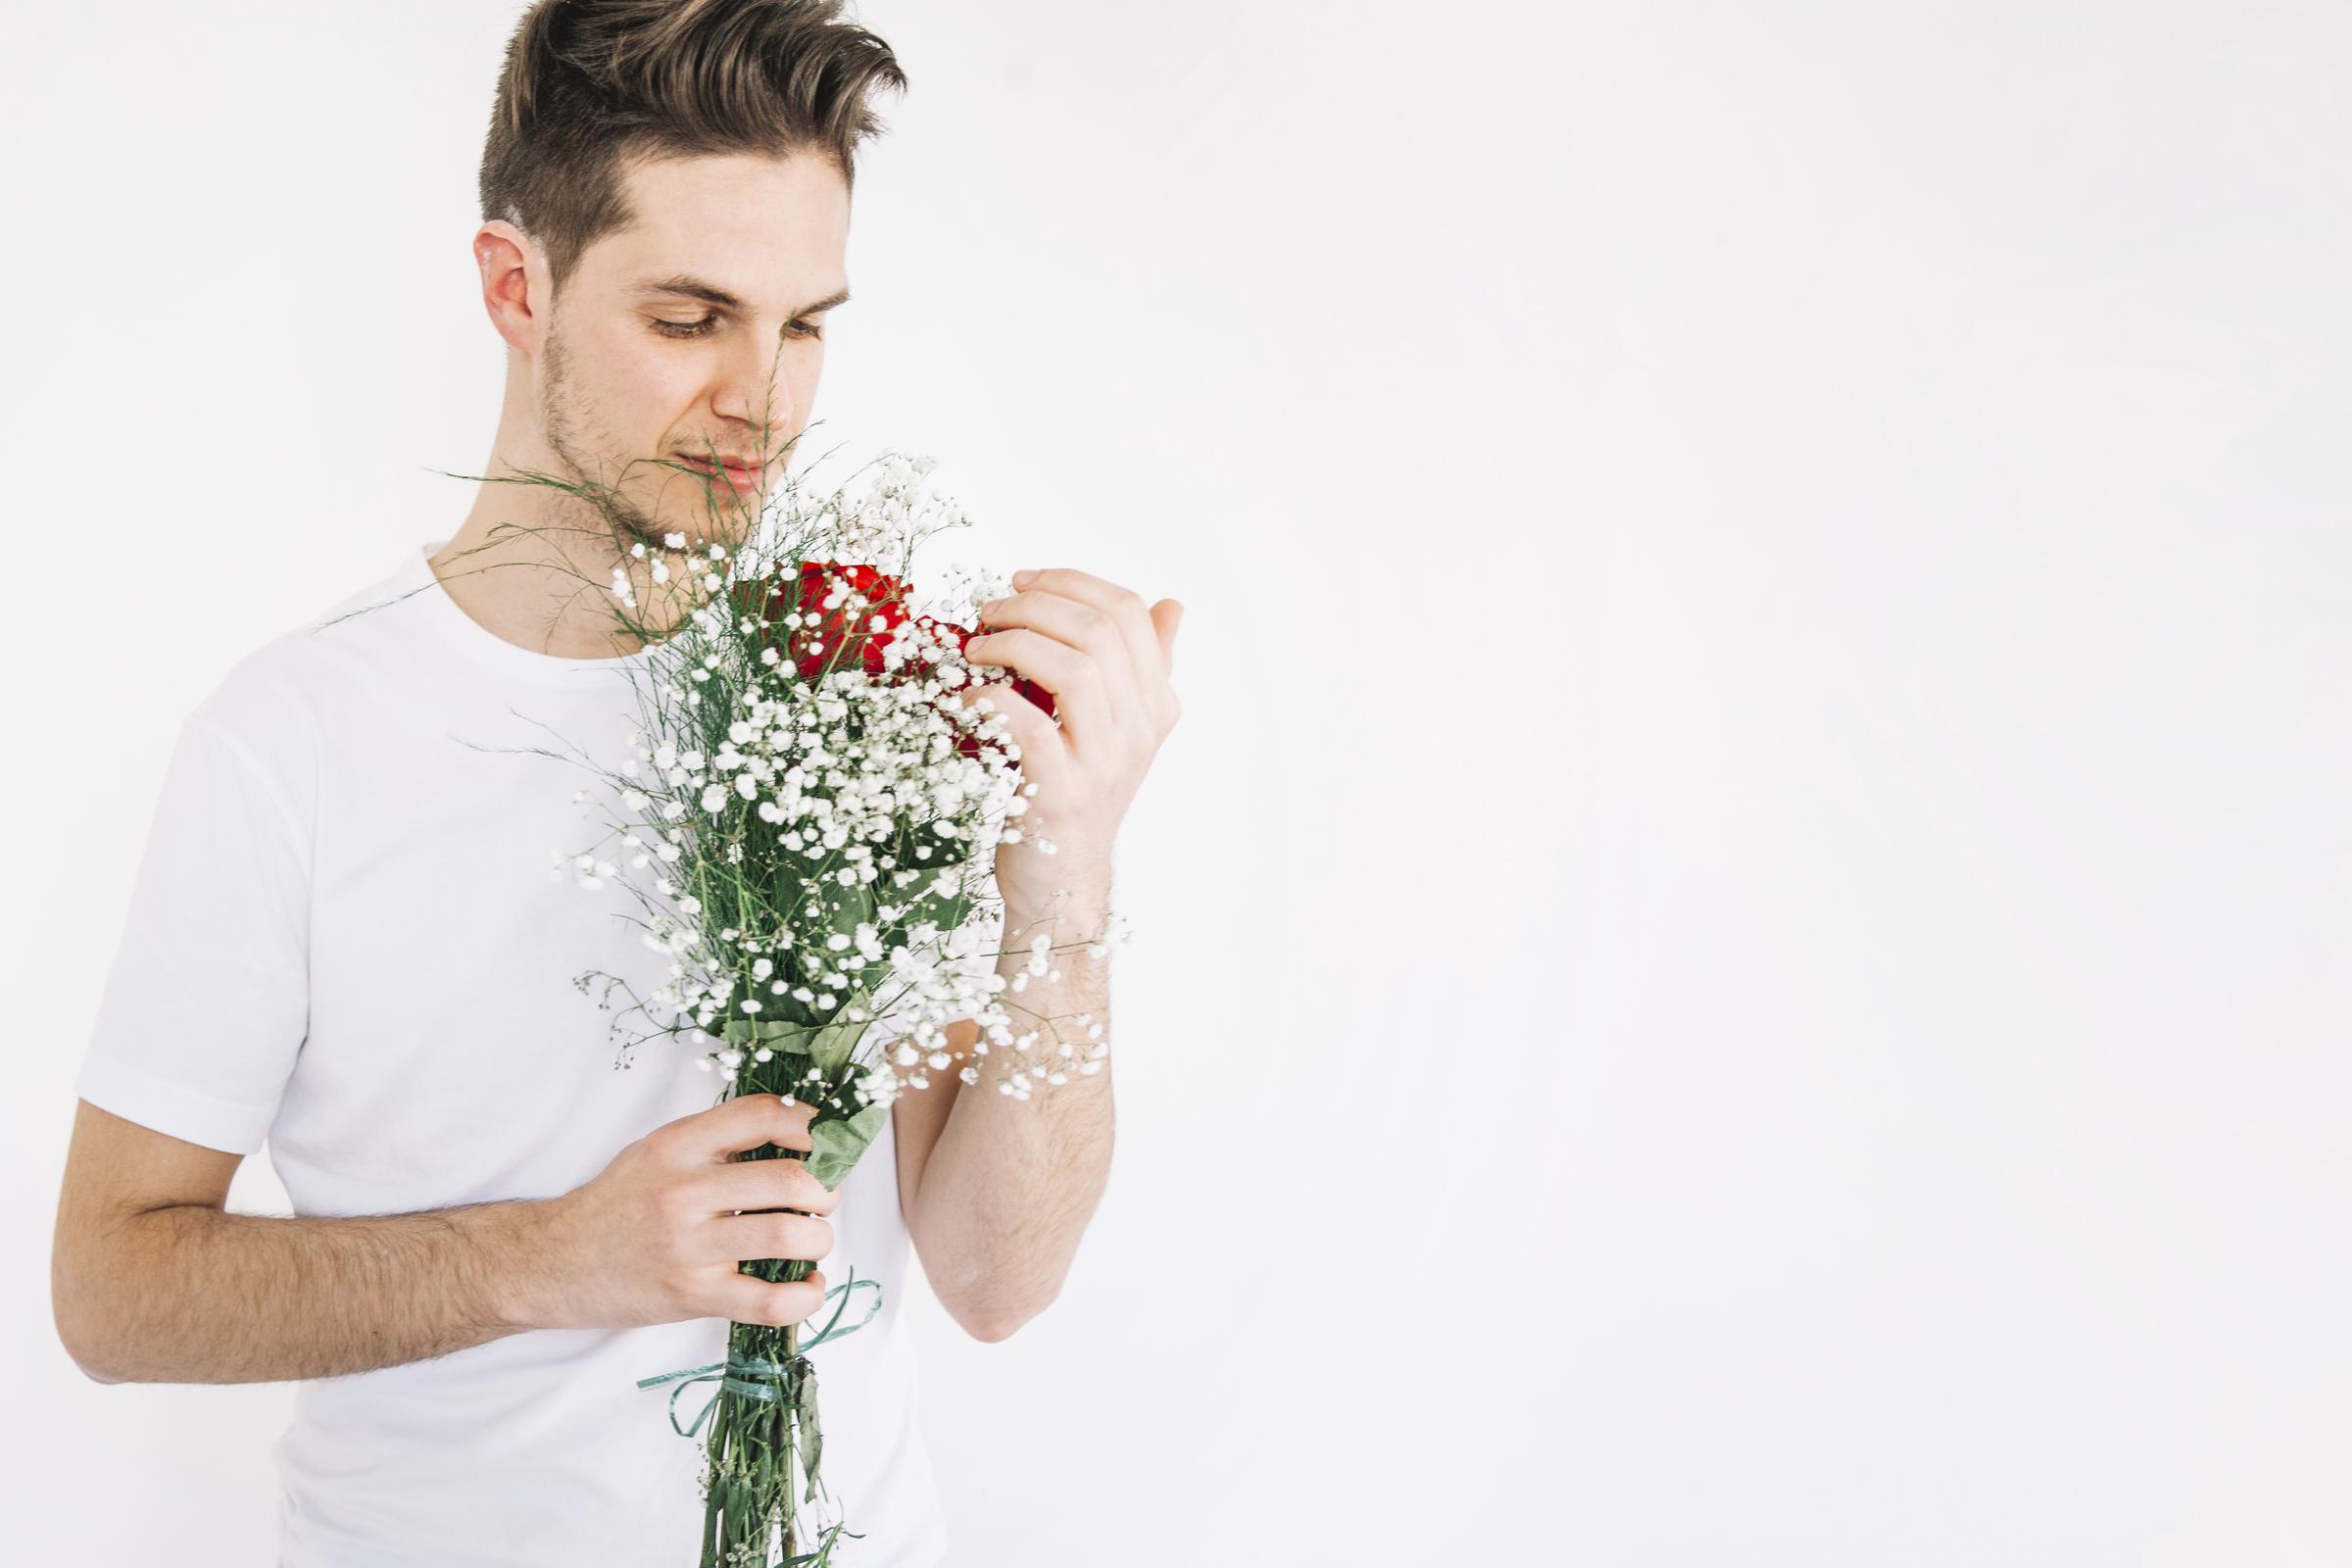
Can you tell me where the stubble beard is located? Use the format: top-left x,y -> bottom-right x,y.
538,320 -> 667,562
534,320 -> 713,639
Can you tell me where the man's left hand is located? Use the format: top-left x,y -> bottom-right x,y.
957,566 -> 1183,914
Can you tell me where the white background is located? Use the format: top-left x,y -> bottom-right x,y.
6,2 -> 2348,1563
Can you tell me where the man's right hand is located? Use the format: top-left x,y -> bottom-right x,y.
519,1094 -> 841,1333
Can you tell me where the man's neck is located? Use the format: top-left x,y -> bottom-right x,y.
429,491 -> 709,661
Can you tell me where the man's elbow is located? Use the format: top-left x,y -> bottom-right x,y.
953,1290 -> 1057,1344
962,1314 -> 1031,1345
53,1256 -> 123,1384
54,1299 -> 127,1385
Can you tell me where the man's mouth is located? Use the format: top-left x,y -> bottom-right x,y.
675,453 -> 767,495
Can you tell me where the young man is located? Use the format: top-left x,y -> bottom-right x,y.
49,3 -> 1182,1564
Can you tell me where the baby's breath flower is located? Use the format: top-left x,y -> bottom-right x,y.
556,446 -> 1126,1121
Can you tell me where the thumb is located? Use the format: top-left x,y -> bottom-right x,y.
1151,599 -> 1184,674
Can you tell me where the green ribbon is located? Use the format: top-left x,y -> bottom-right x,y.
784,1517 -> 865,1567
634,1267 -> 885,1440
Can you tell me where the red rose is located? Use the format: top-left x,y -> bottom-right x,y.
731,561 -> 1054,760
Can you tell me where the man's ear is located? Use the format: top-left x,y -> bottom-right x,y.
474,220 -> 543,354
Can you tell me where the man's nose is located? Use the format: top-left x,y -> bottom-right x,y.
712,331 -> 796,445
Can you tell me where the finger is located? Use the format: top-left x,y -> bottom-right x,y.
1009,568 -> 1169,690
978,588 -> 1140,698
706,1152 -> 844,1217
668,1093 -> 816,1163
711,1268 -> 831,1330
710,1210 -> 835,1268
961,626 -> 1114,752
1152,599 -> 1183,677
947,678 -> 1066,771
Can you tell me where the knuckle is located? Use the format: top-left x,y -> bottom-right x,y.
652,1227 -> 701,1283
761,1212 -> 818,1259
801,1183 -> 841,1219
767,1213 -> 830,1261
760,1173 -> 816,1219
654,1273 -> 696,1321
649,1176 -> 695,1226
771,1272 -> 825,1326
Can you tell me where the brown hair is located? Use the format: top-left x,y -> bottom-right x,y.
479,0 -> 906,302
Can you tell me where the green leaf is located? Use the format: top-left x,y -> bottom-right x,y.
804,1101 -> 888,1189
806,985 -> 873,1075
720,995 -> 869,1067
798,1362 -> 825,1502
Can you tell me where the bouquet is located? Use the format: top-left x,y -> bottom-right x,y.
493,434 -> 1122,1564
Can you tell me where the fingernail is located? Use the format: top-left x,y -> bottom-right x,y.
979,598 -> 1005,619
1011,568 -> 1038,588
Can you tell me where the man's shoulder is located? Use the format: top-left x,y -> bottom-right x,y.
183,549 -> 424,807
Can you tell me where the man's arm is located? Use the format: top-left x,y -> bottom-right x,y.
54,1092 -> 845,1386
67,1200 -> 560,1386
899,886 -> 1116,1344
54,1100 -> 564,1385
897,561 -> 1181,1343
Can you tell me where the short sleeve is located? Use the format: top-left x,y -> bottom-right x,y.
74,712 -> 312,1155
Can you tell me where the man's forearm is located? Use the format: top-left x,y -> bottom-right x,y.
911,890 -> 1117,1340
67,1197 -> 561,1386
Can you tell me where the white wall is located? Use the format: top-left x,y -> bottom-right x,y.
6,2 -> 2348,1562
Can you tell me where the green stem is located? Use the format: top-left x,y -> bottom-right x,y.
780,1319 -> 801,1561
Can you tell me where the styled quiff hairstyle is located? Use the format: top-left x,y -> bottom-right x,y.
479,0 -> 906,303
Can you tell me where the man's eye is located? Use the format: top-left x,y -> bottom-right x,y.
652,316 -> 824,341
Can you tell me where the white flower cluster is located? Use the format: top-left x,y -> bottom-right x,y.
834,451 -> 950,568
605,531 -> 730,613
615,650 -> 1024,1013
554,450 -> 1121,1112
759,451 -> 1011,622
969,927 -> 1115,1098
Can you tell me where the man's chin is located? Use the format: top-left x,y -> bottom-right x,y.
662,511 -> 763,555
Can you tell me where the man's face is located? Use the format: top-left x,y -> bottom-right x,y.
531,148 -> 851,553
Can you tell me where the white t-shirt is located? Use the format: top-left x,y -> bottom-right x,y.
74,538 -> 951,1568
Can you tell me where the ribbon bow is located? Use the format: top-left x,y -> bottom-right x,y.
634,1267 -> 885,1440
